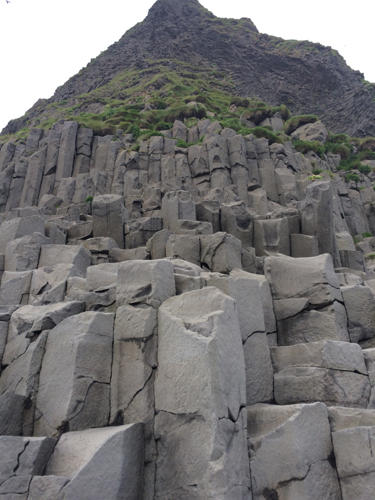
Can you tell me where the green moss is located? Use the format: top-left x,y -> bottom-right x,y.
247,127 -> 282,144
359,164 -> 372,175
284,114 -> 318,135
345,172 -> 360,184
325,142 -> 351,159
359,137 -> 375,152
175,139 -> 189,148
292,139 -> 325,157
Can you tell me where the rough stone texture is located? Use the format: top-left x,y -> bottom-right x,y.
200,232 -> 242,273
117,259 -> 175,308
272,340 -> 367,374
161,190 -> 196,231
272,342 -> 371,407
265,254 -> 349,344
0,435 -> 56,498
0,216 -> 45,254
155,287 -> 251,499
46,424 -> 144,500
301,181 -> 340,266
34,312 -> 114,436
328,406 -> 375,431
248,403 -> 341,499
333,426 -> 375,500
165,233 -> 200,266
254,218 -> 290,256
111,304 -> 157,425
92,194 -> 126,248
274,367 -> 370,407
292,120 -> 329,143
342,284 -> 375,343
291,233 -> 319,258
28,476 -> 69,500
1,29 -> 375,495
38,244 -> 91,277
5,233 -> 49,272
205,271 -> 273,405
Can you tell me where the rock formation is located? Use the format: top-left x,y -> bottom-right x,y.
3,0 -> 375,137
1,0 -> 375,498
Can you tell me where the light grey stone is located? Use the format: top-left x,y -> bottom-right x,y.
0,216 -> 45,254
0,435 -> 56,489
0,333 -> 47,435
265,253 -> 341,302
291,233 -> 319,257
34,312 -> 114,436
328,406 -> 375,432
38,244 -> 91,277
277,301 -> 349,344
0,270 -> 32,305
342,285 -> 375,343
92,194 -> 126,248
173,219 -> 213,235
117,259 -> 175,308
292,120 -> 328,143
111,304 -> 157,424
3,301 -> 85,367
221,202 -> 253,247
29,264 -> 79,305
5,233 -> 49,272
47,424 -> 144,500
28,476 -> 69,500
254,218 -> 290,256
56,121 -> 78,180
200,232 -> 242,273
20,147 -> 47,207
332,426 -> 375,499
300,181 -> 340,265
109,247 -> 149,262
155,287 -> 250,499
161,190 -> 196,231
272,340 -> 367,374
248,403 -> 341,500
86,262 -> 120,290
146,229 -> 171,260
165,234 -> 200,266
274,366 -> 370,407
170,258 -> 203,295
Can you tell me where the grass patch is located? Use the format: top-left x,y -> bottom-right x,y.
292,139 -> 325,157
284,114 -> 318,135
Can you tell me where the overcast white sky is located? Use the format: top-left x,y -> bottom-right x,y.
0,0 -> 374,132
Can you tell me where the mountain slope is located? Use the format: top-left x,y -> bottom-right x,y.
2,0 -> 375,137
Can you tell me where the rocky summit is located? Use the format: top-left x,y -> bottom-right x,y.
0,0 -> 375,499
3,0 -> 375,138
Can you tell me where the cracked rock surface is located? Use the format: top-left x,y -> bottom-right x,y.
1,58 -> 375,498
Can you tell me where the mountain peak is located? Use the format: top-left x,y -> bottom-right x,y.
2,0 -> 375,137
147,0 -> 208,19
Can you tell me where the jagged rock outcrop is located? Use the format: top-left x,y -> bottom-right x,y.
0,115 -> 374,498
1,0 -> 375,492
2,0 -> 375,137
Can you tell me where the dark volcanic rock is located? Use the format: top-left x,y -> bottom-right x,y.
2,0 -> 375,136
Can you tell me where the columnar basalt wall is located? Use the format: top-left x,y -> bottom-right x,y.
0,119 -> 375,498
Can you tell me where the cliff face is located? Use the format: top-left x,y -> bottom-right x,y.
3,0 -> 375,136
0,110 -> 375,498
2,2 -> 375,496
